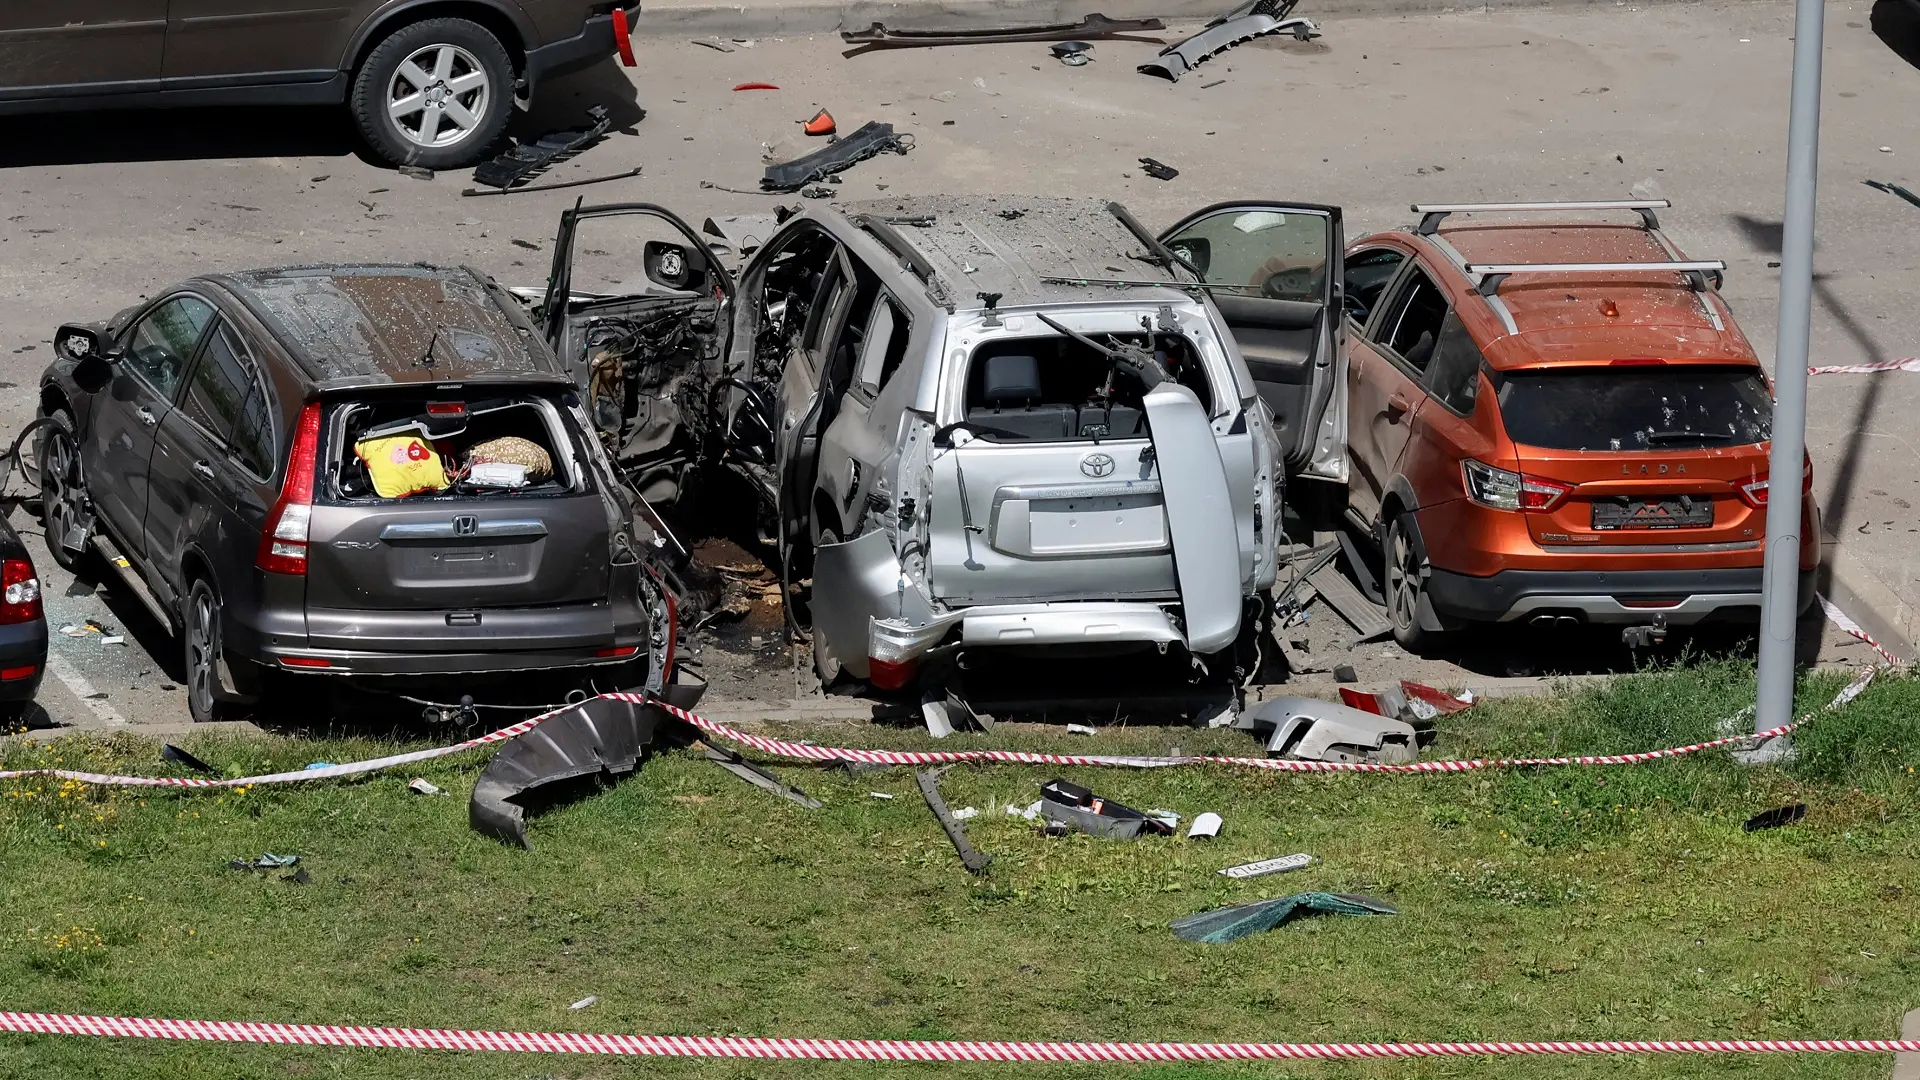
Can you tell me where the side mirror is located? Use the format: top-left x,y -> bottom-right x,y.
643,240 -> 707,293
1167,237 -> 1211,278
58,323 -> 118,393
56,323 -> 115,365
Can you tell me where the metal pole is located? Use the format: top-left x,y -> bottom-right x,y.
1754,0 -> 1826,735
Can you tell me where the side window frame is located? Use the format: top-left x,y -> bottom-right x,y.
1418,311 -> 1487,418
224,327 -> 279,483
118,292 -> 218,403
1373,261 -> 1450,379
1344,245 -> 1412,337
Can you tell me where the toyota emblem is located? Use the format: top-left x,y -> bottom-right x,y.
1080,452 -> 1115,478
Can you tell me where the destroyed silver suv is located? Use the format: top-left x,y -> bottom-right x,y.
40,265 -> 671,722
537,196 -> 1346,697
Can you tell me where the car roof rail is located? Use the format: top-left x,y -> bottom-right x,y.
1464,259 -> 1728,297
1412,199 -> 1671,235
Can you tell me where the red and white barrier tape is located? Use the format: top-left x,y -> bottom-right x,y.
3,1010 -> 1919,1061
1809,358 -> 1920,375
0,598 -> 1896,789
1819,594 -> 1903,665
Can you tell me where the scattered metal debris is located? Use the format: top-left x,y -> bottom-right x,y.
1138,156 -> 1179,181
800,109 -> 837,136
461,166 -> 642,197
1743,803 -> 1808,832
916,767 -> 993,874
470,106 -> 611,190
1187,812 -> 1223,839
699,743 -> 822,809
801,185 -> 837,199
1219,852 -> 1314,879
229,853 -> 299,871
1139,0 -> 1319,82
469,688 -> 703,848
762,121 -> 913,191
1037,778 -> 1172,839
1234,697 -> 1418,763
1065,723 -> 1097,735
1052,40 -> 1095,65
1172,892 -> 1396,943
408,778 -> 445,796
1200,79 -> 1226,89
1308,562 -> 1391,642
842,13 -> 1165,52
1865,179 -> 1920,209
691,37 -> 735,52
397,165 -> 434,181
733,82 -> 780,91
568,996 -> 599,1011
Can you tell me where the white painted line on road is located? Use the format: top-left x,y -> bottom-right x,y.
46,655 -> 128,728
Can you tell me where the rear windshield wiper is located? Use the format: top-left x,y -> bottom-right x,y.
1033,313 -> 1170,390
1641,430 -> 1736,443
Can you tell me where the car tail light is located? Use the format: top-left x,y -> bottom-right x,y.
611,7 -> 636,66
0,559 -> 40,625
1,665 -> 37,681
425,401 -> 466,416
1737,454 -> 1815,510
281,656 -> 331,669
256,402 -> 323,576
1462,459 -> 1573,512
869,656 -> 919,691
596,645 -> 640,658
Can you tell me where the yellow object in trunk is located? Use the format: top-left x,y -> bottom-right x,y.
356,435 -> 450,498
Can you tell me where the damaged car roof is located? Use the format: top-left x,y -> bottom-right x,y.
214,264 -> 567,388
840,195 -> 1194,309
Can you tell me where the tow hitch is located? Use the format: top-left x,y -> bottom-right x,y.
1621,613 -> 1670,649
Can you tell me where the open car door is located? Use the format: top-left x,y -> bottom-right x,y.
541,202 -> 735,508
1159,202 -> 1345,482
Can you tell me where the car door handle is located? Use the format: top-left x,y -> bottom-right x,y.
136,407 -> 157,427
1386,392 -> 1413,421
192,460 -> 216,481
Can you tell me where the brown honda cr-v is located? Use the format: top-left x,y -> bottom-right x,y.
0,0 -> 639,168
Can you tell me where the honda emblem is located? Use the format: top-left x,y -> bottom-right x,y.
1080,453 -> 1115,478
452,515 -> 479,537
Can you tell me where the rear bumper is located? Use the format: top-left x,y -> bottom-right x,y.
256,644 -> 642,677
871,601 -> 1185,668
524,3 -> 638,87
1425,565 -> 1819,625
0,618 -> 48,701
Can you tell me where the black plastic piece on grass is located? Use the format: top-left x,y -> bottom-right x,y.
468,682 -> 706,848
1742,803 -> 1808,832
162,743 -> 216,775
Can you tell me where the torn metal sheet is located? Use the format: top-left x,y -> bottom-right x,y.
1143,383 -> 1243,655
841,12 -> 1165,49
1172,892 -> 1396,943
1234,696 -> 1417,764
471,106 -> 612,190
916,767 -> 992,874
700,744 -> 822,809
469,683 -> 705,848
1036,778 -> 1172,839
761,121 -> 911,192
1138,0 -> 1318,82
1308,562 -> 1391,642
812,528 -> 935,681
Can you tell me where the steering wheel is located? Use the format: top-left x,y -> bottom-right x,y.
1261,266 -> 1318,301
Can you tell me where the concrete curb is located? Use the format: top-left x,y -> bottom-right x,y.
635,0 -> 1777,38
1823,539 -> 1918,665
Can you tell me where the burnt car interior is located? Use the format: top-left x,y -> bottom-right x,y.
328,395 -> 583,501
962,332 -> 1210,442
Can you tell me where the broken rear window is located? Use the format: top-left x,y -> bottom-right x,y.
962,332 -> 1211,443
1494,365 -> 1772,451
326,394 -> 585,501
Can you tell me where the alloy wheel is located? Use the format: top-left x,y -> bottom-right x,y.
387,44 -> 491,148
188,588 -> 217,720
1386,525 -> 1420,632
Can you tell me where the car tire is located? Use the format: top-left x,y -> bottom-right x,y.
350,18 -> 514,170
36,409 -> 91,574
184,579 -> 243,723
811,527 -> 845,689
1384,515 -> 1439,653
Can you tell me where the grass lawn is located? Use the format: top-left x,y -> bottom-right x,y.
4,661 -> 1920,1079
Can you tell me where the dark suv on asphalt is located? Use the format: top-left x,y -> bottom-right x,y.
0,0 -> 639,168
39,264 -> 666,722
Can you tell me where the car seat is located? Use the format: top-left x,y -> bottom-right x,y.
968,354 -> 1074,441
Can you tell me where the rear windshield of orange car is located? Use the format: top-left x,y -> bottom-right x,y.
1494,365 -> 1772,452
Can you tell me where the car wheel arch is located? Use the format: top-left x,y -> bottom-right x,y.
39,384 -> 74,422
176,550 -> 222,629
344,0 -> 531,76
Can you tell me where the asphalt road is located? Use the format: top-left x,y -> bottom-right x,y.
0,0 -> 1909,733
